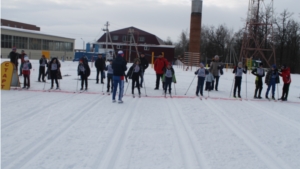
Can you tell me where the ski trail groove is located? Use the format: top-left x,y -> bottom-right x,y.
172,100 -> 210,169
2,95 -> 106,169
245,101 -> 300,131
91,99 -> 138,169
203,100 -> 293,169
166,99 -> 209,169
2,94 -> 76,130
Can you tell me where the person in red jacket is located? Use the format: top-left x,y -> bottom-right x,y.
154,53 -> 168,90
279,65 -> 291,101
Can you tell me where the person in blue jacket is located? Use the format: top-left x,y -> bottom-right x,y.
112,51 -> 127,103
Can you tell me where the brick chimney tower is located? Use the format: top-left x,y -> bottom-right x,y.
189,0 -> 203,55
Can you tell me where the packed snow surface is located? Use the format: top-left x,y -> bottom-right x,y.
1,59 -> 300,169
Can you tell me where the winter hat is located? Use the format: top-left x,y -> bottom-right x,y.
281,64 -> 286,69
24,56 -> 29,61
259,62 -> 263,66
118,50 -> 123,54
200,62 -> 204,67
238,62 -> 242,66
12,46 -> 17,50
272,64 -> 276,69
214,55 -> 219,59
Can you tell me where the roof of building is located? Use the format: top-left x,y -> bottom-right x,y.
1,26 -> 75,40
97,26 -> 166,45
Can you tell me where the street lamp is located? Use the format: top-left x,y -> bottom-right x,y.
81,38 -> 85,51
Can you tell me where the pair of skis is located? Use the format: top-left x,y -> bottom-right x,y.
133,94 -> 141,98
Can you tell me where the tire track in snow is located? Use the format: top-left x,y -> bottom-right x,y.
203,100 -> 293,169
165,99 -> 210,169
245,101 -> 300,131
2,95 -> 106,169
92,99 -> 139,169
2,93 -> 77,130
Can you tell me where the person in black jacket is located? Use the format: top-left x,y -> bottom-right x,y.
251,63 -> 265,99
48,57 -> 62,89
78,58 -> 91,90
9,47 -> 20,73
112,51 -> 127,103
233,62 -> 247,98
38,55 -> 48,82
95,54 -> 106,84
139,53 -> 149,88
127,59 -> 143,97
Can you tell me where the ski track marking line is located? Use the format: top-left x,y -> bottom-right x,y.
80,102 -> 125,169
7,89 -> 300,104
91,99 -> 138,169
2,95 -> 106,169
169,99 -> 211,169
107,99 -> 142,169
1,94 -> 77,130
245,101 -> 300,131
203,100 -> 293,169
165,99 -> 209,169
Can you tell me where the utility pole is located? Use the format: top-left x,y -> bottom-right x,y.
102,21 -> 109,57
81,38 -> 85,51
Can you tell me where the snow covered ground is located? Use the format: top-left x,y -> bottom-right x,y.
1,58 -> 300,169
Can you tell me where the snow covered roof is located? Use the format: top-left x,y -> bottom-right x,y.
1,26 -> 75,40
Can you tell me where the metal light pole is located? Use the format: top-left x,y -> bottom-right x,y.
81,38 -> 85,51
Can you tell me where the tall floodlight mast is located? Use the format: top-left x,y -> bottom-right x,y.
239,0 -> 276,67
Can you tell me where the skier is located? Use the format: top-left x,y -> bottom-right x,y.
162,63 -> 176,96
232,62 -> 247,98
77,58 -> 90,90
278,64 -> 291,101
19,50 -> 26,76
38,55 -> 48,82
127,58 -> 143,97
265,64 -> 280,99
154,52 -> 168,90
195,63 -> 209,96
21,56 -> 32,89
251,62 -> 265,99
105,60 -> 114,93
112,51 -> 127,103
95,54 -> 106,84
139,53 -> 149,88
209,55 -> 223,91
48,57 -> 62,89
205,71 -> 214,91
8,46 -> 19,74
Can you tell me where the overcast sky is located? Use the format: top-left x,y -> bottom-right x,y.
1,0 -> 299,49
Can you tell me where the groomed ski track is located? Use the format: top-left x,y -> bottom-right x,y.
2,59 -> 300,169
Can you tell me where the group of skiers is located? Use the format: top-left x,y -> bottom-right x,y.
8,47 -> 62,89
232,61 -> 291,101
8,46 -> 292,102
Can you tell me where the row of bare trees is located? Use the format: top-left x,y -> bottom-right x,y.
165,10 -> 300,73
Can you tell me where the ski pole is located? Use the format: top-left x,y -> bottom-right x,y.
143,74 -> 147,97
277,83 -> 279,100
184,75 -> 197,95
229,76 -> 235,98
76,76 -> 79,92
102,81 -> 104,93
246,69 -> 248,99
174,83 -> 177,95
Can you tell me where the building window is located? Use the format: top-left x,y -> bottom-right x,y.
113,35 -> 118,41
29,38 -> 42,50
122,35 -> 128,42
144,46 -> 150,51
13,36 -> 28,49
1,34 -> 12,48
139,37 -> 145,42
42,40 -> 51,50
117,45 -> 122,49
